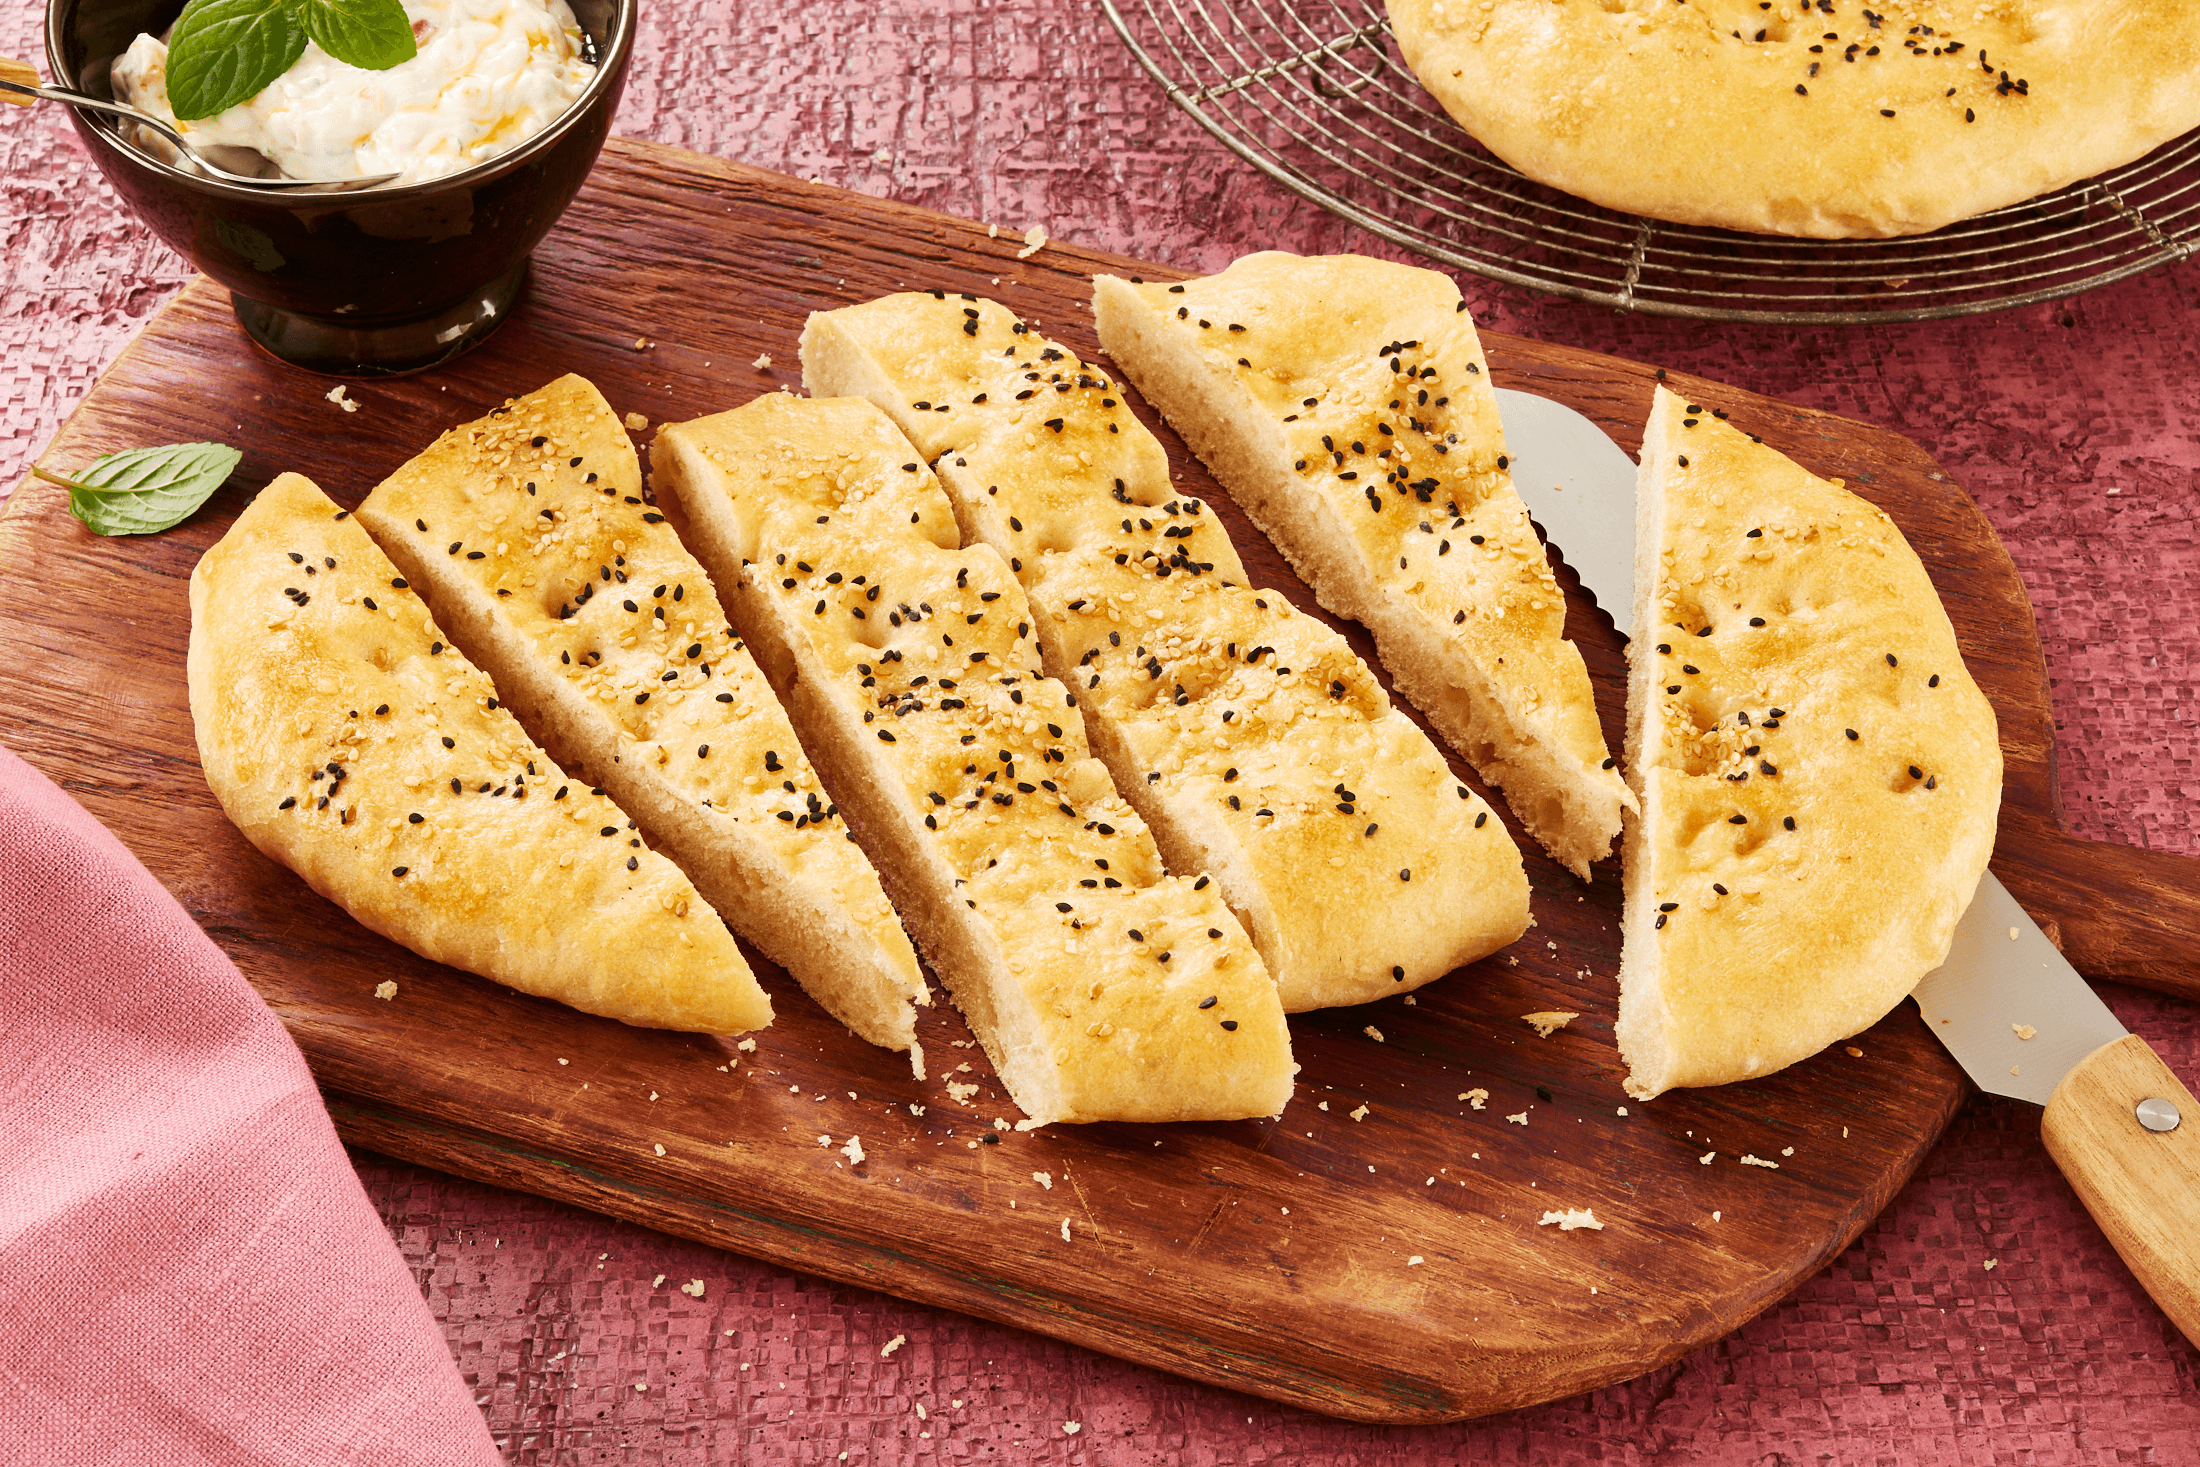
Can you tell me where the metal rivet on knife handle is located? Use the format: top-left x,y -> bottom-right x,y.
2136,1097 -> 2182,1133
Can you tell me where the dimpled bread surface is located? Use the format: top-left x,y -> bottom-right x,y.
188,472 -> 769,1034
802,292 -> 1529,1013
1093,253 -> 1635,879
1618,387 -> 2001,1099
355,376 -> 928,1073
653,392 -> 1296,1126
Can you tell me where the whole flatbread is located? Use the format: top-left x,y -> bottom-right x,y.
189,472 -> 771,1034
1388,0 -> 2200,237
1617,388 -> 2000,1097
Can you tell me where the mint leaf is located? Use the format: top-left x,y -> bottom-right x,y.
298,0 -> 418,71
58,443 -> 243,536
166,0 -> 308,120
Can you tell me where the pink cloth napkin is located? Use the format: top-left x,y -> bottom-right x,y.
0,745 -> 502,1466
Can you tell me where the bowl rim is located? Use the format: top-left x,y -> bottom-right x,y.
44,0 -> 638,202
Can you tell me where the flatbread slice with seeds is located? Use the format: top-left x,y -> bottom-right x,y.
1094,253 -> 1635,878
356,376 -> 929,1074
1617,387 -> 2000,1098
654,393 -> 1296,1124
188,472 -> 769,1033
802,291 -> 1529,1013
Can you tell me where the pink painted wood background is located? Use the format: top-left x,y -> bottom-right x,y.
2,0 -> 2194,1459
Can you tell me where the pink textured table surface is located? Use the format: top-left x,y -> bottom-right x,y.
4,1 -> 2197,1460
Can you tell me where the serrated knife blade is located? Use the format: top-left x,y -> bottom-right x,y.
1494,384 -> 2200,1347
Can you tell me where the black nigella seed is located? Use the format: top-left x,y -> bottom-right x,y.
1220,1019 -> 1238,1031
626,856 -> 639,870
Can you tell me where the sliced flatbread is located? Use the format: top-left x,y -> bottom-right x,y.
653,393 -> 1296,1124
803,291 -> 1529,1013
355,376 -> 928,1073
188,472 -> 769,1034
1618,387 -> 2000,1098
1388,0 -> 2200,238
1094,252 -> 1634,878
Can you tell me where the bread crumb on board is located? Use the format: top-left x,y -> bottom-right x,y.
623,411 -> 649,432
680,1279 -> 706,1298
326,384 -> 358,414
2012,1023 -> 2037,1040
1537,1208 -> 1603,1231
1349,1104 -> 1370,1122
1740,1154 -> 1780,1169
880,1334 -> 906,1357
1461,1089 -> 1489,1110
1364,1025 -> 1386,1043
753,353 -> 773,369
1407,1255 -> 1425,1266
1506,1111 -> 1528,1126
1522,1011 -> 1579,1038
1017,225 -> 1049,259
841,1136 -> 866,1165
372,980 -> 397,1000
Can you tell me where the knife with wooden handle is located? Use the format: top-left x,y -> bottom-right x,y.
1494,386 -> 2200,1349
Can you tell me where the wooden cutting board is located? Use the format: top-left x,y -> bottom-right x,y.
7,140 -> 2198,1425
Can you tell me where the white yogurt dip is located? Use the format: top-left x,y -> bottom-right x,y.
112,0 -> 596,185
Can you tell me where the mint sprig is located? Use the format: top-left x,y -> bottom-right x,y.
35,443 -> 243,536
167,0 -> 417,121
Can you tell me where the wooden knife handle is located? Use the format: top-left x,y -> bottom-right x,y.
2040,1034 -> 2200,1347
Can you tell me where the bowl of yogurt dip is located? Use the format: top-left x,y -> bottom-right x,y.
48,0 -> 636,375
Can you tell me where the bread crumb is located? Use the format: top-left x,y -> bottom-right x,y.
1407,1255 -> 1425,1266
1349,1104 -> 1370,1121
1462,1089 -> 1488,1110
946,1080 -> 980,1104
557,1057 -> 568,1065
1364,1025 -> 1386,1043
1017,225 -> 1049,259
1403,995 -> 1417,1005
915,1403 -> 927,1420
680,1279 -> 706,1297
1712,1210 -> 1721,1221
737,1038 -> 757,1052
1740,1154 -> 1779,1169
2009,926 -> 2021,941
624,412 -> 649,432
649,1091 -> 658,1101
653,1143 -> 666,1157
1060,1217 -> 1072,1241
841,1136 -> 866,1165
909,1103 -> 927,1117
1699,1151 -> 1715,1164
1506,1111 -> 1528,1126
988,223 -> 999,238
652,1274 -> 666,1287
1984,1258 -> 1998,1270
1616,1106 -> 1628,1116
753,353 -> 773,369
1781,1146 -> 1794,1156
1318,1101 -> 1329,1111
373,980 -> 397,1000
1063,1422 -> 1081,1435
1033,1171 -> 1054,1189
326,384 -> 358,414
633,1383 -> 647,1393
2012,1023 -> 2037,1040
881,1334 -> 906,1357
1522,1010 -> 1579,1038
1537,1208 -> 1603,1231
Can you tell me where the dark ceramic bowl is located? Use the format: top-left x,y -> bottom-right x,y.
47,0 -> 635,376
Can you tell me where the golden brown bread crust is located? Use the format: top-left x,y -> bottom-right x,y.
1389,0 -> 2200,238
653,394 -> 1297,1124
187,472 -> 769,1034
1616,387 -> 2001,1098
354,376 -> 928,1072
1093,253 -> 1635,879
802,292 -> 1530,1012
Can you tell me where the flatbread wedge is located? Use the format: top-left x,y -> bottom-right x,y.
188,472 -> 770,1034
356,376 -> 928,1074
1094,252 -> 1635,878
1618,387 -> 2001,1098
803,291 -> 1529,1013
1388,0 -> 2200,239
653,393 -> 1297,1124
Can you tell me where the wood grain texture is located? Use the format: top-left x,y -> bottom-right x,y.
1,139 -> 2190,1423
2040,1035 -> 2200,1348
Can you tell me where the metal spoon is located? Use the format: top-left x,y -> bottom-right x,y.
1,56 -> 401,190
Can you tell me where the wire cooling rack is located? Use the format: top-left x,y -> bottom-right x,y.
1101,0 -> 2200,323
